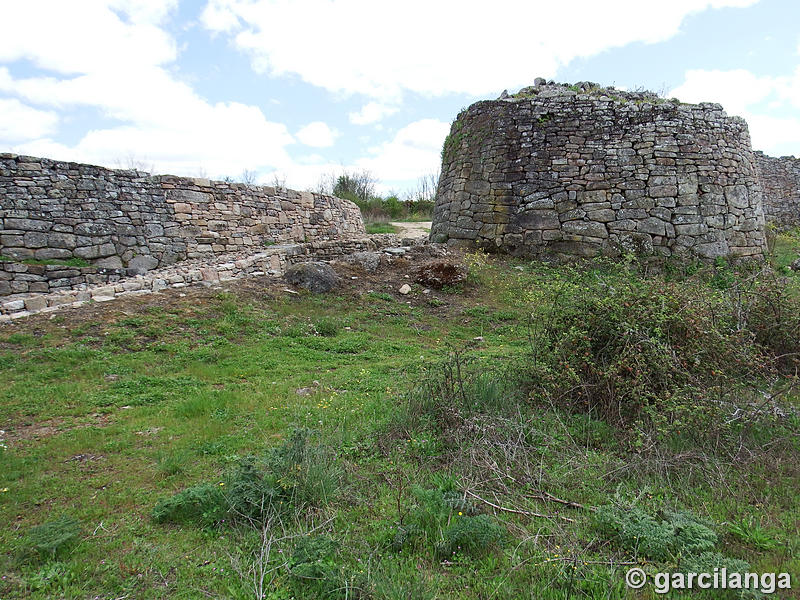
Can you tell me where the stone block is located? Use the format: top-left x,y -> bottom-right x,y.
3,300 -> 25,311
128,255 -> 159,273
562,221 -> 608,238
724,185 -> 749,209
586,209 -> 616,223
518,210 -> 559,230
35,247 -> 72,260
47,232 -> 77,249
94,256 -> 124,269
5,218 -> 51,232
636,217 -> 667,236
647,185 -> 678,198
24,296 -> 48,312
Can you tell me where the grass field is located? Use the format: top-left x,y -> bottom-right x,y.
0,233 -> 798,599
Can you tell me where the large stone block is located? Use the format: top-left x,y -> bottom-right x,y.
724,185 -> 749,209
518,210 -> 560,230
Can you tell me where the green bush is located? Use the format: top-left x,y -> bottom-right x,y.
152,428 -> 342,528
679,553 -> 757,599
594,504 -> 717,561
313,317 -> 340,337
24,516 -> 82,562
521,264 -> 800,435
436,514 -> 504,558
151,483 -> 227,527
390,486 -> 503,559
288,535 -> 344,598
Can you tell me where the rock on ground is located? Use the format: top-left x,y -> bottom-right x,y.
284,261 -> 340,293
412,260 -> 467,289
340,251 -> 382,273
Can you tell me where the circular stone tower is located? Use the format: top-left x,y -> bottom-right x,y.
431,81 -> 767,260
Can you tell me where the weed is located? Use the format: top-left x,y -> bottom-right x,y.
313,317 -> 340,337
594,503 -> 717,561
151,483 -> 227,527
288,535 -> 345,598
728,518 -> 779,551
152,428 -> 342,528
22,516 -> 82,563
390,486 -> 503,560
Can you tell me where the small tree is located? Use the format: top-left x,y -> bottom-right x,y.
331,169 -> 377,204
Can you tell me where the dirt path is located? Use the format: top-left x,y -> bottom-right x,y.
390,221 -> 432,239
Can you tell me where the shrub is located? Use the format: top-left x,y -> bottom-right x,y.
436,514 -> 504,558
24,516 -> 82,562
594,504 -> 717,561
288,535 -> 344,598
152,428 -> 342,528
522,265 -> 788,430
151,483 -> 227,527
679,553 -> 757,599
390,486 -> 503,559
313,317 -> 340,337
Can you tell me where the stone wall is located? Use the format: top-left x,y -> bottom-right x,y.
432,81 -> 768,260
0,153 -> 364,270
0,234 -> 414,320
0,260 -> 128,297
754,152 -> 800,230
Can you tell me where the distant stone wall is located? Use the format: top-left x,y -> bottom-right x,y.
432,81 -> 768,260
0,153 -> 364,270
754,152 -> 800,230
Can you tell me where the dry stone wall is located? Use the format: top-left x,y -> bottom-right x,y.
0,153 -> 364,272
432,81 -> 768,260
754,152 -> 800,230
0,234 -> 419,320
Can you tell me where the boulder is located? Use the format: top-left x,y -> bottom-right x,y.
284,261 -> 340,293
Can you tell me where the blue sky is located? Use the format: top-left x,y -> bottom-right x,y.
1,0 -> 798,195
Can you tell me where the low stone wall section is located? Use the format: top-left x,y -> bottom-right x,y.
755,152 -> 800,230
0,153 -> 365,269
0,235 -> 418,320
0,261 -> 127,297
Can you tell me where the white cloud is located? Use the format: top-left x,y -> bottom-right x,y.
349,102 -> 399,125
356,119 -> 449,187
0,0 -> 295,178
295,121 -> 338,147
201,0 -> 758,100
670,67 -> 800,155
669,69 -> 774,117
0,0 -> 178,75
0,98 -> 58,141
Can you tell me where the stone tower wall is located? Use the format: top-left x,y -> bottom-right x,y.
432,82 -> 767,260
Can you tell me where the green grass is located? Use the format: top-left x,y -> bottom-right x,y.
0,254 -> 91,268
771,227 -> 800,275
0,254 -> 797,599
365,222 -> 399,234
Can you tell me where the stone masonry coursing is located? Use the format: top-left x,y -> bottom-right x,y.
754,152 -> 800,230
0,234 -> 418,320
0,153 -> 365,273
431,80 -> 768,260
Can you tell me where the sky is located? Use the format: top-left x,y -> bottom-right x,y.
1,0 -> 799,195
